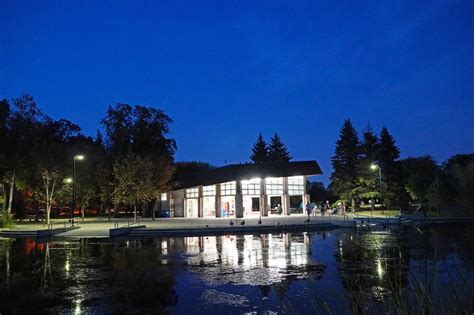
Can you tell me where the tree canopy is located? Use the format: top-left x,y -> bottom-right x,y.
250,133 -> 269,163
268,133 -> 292,163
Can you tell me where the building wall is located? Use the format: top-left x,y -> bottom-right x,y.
170,175 -> 307,218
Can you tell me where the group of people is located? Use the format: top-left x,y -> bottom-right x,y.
305,200 -> 346,217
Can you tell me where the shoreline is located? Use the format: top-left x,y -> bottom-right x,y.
1,214 -> 474,239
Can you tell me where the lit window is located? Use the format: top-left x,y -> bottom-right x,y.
241,178 -> 261,195
288,176 -> 305,195
220,181 -> 236,196
186,187 -> 199,198
161,193 -> 167,201
265,177 -> 284,195
203,185 -> 216,196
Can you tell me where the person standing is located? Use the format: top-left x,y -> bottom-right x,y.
305,202 -> 312,220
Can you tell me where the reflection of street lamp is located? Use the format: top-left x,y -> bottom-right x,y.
371,163 -> 383,214
73,155 -> 85,221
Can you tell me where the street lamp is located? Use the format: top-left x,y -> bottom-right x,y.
370,163 -> 383,214
73,154 -> 85,222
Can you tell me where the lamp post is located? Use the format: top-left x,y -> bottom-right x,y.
73,155 -> 85,222
63,178 -> 73,222
370,163 -> 383,214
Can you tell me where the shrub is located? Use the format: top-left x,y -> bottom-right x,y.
0,210 -> 14,228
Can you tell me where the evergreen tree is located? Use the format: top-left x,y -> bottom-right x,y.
378,127 -> 401,208
250,133 -> 269,163
354,125 -> 381,203
360,124 -> 378,166
329,119 -> 361,198
268,133 -> 291,162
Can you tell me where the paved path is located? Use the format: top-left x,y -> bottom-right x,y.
2,214 -> 360,238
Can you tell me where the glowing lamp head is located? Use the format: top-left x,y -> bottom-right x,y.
64,178 -> 73,184
75,155 -> 85,160
370,164 -> 378,170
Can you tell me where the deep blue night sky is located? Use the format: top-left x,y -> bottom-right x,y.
1,0 -> 473,183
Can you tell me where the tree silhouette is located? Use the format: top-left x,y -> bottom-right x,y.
250,133 -> 269,163
378,127 -> 401,207
268,133 -> 291,162
330,119 -> 361,200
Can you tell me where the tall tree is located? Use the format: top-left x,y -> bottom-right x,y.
330,119 -> 361,202
268,133 -> 291,162
377,127 -> 401,208
401,156 -> 439,202
360,125 -> 379,167
102,103 -> 176,217
4,95 -> 43,213
0,99 -> 10,212
34,118 -> 81,224
358,125 -> 380,198
441,154 -> 474,204
250,133 -> 269,163
452,161 -> 474,213
113,154 -> 174,222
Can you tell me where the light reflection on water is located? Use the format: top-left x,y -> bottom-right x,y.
0,224 -> 473,314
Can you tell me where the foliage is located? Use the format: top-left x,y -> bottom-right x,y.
307,181 -> 338,203
426,176 -> 446,212
0,210 -> 14,228
401,156 -> 439,202
112,154 -> 174,206
102,103 -> 176,216
330,119 -> 361,198
250,133 -> 269,163
452,161 -> 474,212
268,133 -> 291,162
377,127 -> 402,208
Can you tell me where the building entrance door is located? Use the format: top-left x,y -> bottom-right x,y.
186,198 -> 199,218
269,196 -> 283,215
220,196 -> 235,218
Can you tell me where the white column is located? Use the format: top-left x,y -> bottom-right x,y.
236,181 -> 244,218
198,186 -> 203,218
215,184 -> 221,218
283,177 -> 290,215
260,178 -> 268,217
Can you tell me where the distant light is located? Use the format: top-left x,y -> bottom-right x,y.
64,178 -> 73,184
75,155 -> 85,160
370,164 -> 378,170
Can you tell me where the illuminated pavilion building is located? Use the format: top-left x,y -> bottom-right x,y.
159,161 -> 322,218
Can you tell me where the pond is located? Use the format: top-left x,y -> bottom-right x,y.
0,223 -> 473,314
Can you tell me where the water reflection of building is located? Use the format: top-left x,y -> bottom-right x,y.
157,232 -> 321,287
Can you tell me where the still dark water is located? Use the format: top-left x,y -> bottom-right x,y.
0,223 -> 473,314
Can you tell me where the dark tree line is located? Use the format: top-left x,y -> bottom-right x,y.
0,95 -> 177,225
250,133 -> 292,163
329,119 -> 474,213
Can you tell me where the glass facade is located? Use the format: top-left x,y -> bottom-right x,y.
186,187 -> 199,198
176,175 -> 306,218
288,176 -> 305,195
220,181 -> 236,196
203,185 -> 216,196
241,178 -> 261,195
265,177 -> 284,195
203,196 -> 216,217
